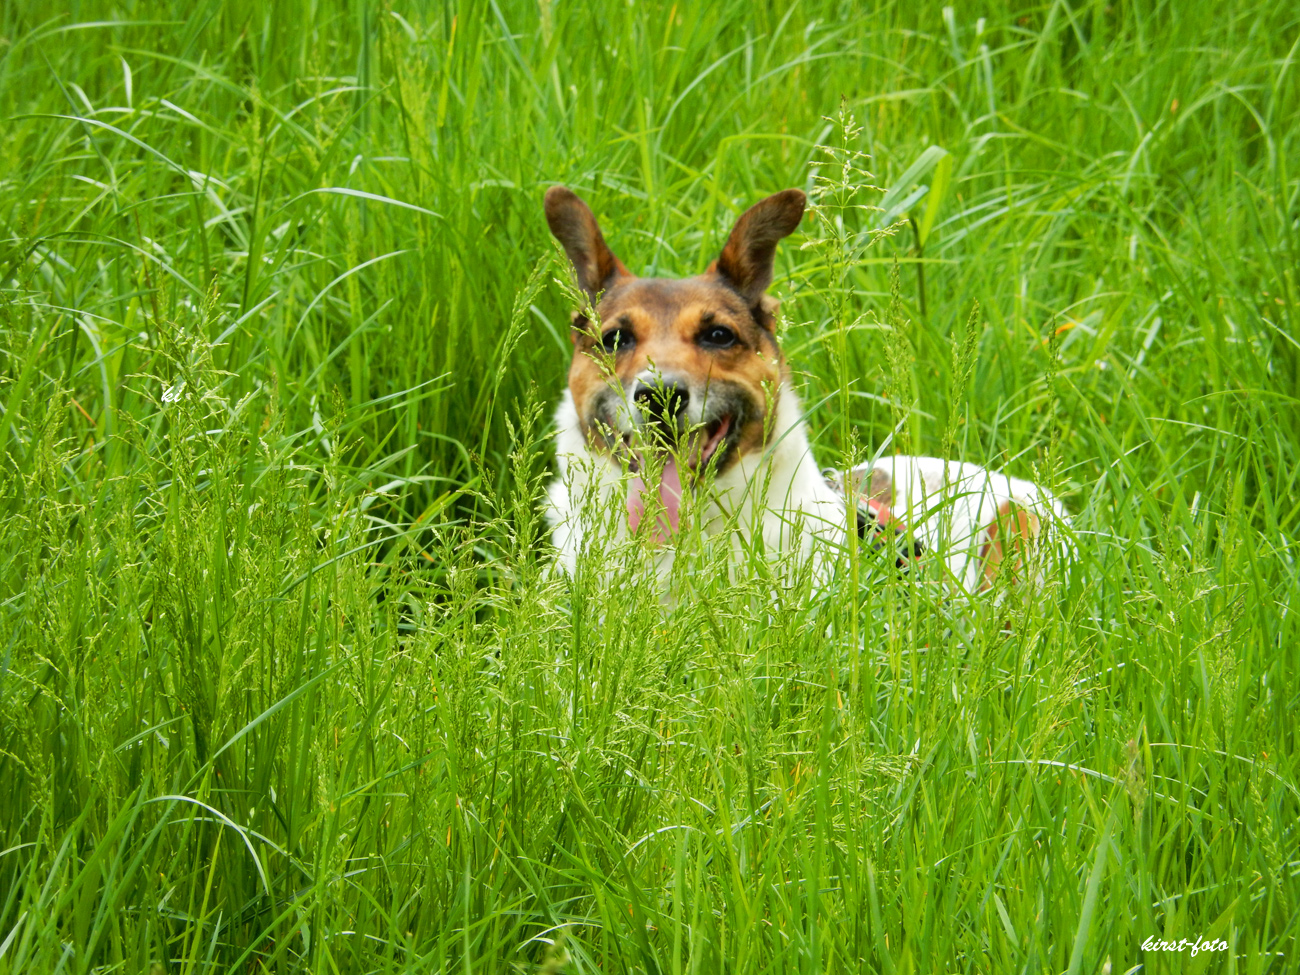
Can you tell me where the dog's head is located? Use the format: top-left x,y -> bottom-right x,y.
545,186 -> 805,534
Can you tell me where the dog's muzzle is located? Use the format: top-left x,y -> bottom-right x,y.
632,378 -> 689,433
825,468 -> 924,571
858,497 -> 924,570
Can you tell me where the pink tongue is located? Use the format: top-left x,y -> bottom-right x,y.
626,459 -> 682,542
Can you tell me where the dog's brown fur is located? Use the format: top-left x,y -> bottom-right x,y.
979,500 -> 1042,589
545,186 -> 804,476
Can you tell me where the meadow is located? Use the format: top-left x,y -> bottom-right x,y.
0,0 -> 1297,971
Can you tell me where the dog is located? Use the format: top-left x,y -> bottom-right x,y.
542,185 -> 1071,593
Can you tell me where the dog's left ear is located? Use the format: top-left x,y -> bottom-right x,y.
544,186 -> 630,305
712,189 -> 806,316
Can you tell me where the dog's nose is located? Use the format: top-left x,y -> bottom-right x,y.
633,380 -> 689,423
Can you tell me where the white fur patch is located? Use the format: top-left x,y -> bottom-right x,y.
546,383 -> 1073,595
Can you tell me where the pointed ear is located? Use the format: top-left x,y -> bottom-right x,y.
544,186 -> 630,303
713,188 -> 806,306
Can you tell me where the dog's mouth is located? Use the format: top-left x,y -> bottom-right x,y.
618,413 -> 734,475
610,413 -> 736,542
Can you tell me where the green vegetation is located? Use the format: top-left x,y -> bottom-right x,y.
1,0 -> 1297,971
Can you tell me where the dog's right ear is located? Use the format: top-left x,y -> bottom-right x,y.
544,187 -> 630,305
712,188 -> 806,311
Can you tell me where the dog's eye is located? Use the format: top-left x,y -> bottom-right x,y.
600,328 -> 634,354
698,325 -> 738,349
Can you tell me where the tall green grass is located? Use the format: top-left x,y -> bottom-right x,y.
0,0 -> 1296,971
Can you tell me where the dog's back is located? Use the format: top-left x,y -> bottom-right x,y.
835,456 -> 1072,592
